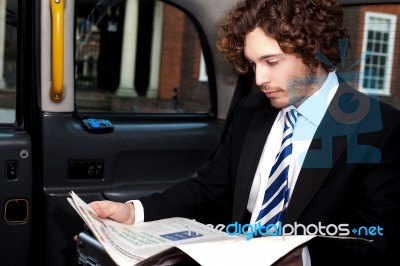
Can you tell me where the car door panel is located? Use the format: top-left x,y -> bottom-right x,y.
41,114 -> 223,185
0,131 -> 32,266
41,108 -> 224,264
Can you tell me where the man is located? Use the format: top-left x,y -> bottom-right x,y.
86,0 -> 400,264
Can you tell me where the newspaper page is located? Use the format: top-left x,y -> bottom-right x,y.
68,191 -> 235,266
69,191 -> 366,266
176,234 -> 316,266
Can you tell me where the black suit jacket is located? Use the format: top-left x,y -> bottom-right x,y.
140,83 -> 400,265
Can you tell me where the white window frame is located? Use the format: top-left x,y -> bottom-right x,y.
359,11 -> 397,96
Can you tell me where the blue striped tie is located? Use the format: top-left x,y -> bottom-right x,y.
256,108 -> 300,229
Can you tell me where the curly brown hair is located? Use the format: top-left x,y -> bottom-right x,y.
216,0 -> 350,74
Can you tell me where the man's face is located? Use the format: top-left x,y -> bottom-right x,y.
244,27 -> 320,109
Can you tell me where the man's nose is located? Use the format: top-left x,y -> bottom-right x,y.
255,65 -> 270,87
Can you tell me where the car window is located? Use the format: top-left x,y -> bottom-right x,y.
0,1 -> 17,123
341,4 -> 400,110
74,0 -> 213,114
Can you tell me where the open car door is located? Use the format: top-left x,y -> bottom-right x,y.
36,0 -> 238,264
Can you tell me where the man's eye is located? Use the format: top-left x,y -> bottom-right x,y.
267,61 -> 278,66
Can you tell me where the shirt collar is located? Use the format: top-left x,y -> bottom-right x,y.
292,71 -> 339,126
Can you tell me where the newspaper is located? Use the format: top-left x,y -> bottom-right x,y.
67,191 -> 337,266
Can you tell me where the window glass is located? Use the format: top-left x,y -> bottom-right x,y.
75,0 -> 211,114
341,5 -> 400,109
359,12 -> 396,96
0,0 -> 17,123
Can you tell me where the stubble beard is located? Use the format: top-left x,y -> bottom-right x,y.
268,65 -> 318,109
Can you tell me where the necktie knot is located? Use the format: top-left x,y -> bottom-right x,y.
284,108 -> 300,131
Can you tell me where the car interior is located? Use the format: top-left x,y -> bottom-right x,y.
0,0 -> 398,265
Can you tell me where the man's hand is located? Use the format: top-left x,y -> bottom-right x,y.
73,200 -> 135,242
89,200 -> 136,224
272,246 -> 303,266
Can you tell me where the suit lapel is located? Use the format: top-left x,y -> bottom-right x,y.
284,84 -> 369,223
232,103 -> 278,222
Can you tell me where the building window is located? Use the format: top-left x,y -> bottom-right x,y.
359,12 -> 397,96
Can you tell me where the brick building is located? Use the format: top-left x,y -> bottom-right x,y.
342,5 -> 400,109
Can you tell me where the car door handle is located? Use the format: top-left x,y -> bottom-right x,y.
50,0 -> 64,103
